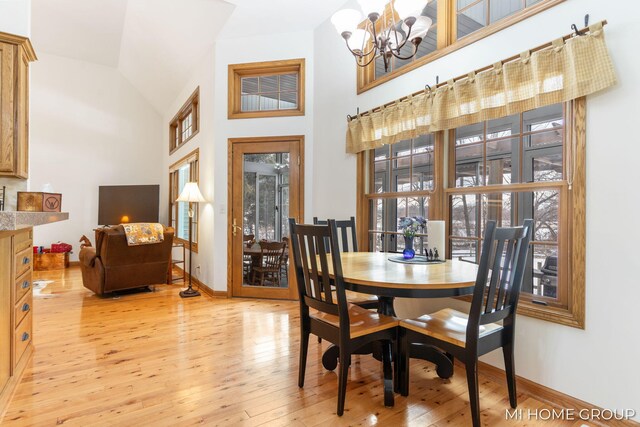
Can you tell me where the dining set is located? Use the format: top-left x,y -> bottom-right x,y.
287,216 -> 533,427
243,235 -> 289,286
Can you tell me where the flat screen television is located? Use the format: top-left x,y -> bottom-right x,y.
98,185 -> 160,226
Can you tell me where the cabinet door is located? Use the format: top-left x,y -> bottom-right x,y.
0,42 -> 15,173
0,237 -> 12,393
15,48 -> 29,178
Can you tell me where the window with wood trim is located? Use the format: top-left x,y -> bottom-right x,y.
170,87 -> 199,154
169,149 -> 200,252
358,0 -> 564,93
228,59 -> 305,119
357,99 -> 585,328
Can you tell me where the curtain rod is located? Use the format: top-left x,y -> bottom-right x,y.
349,19 -> 608,120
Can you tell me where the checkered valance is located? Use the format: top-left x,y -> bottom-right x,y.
346,21 -> 616,154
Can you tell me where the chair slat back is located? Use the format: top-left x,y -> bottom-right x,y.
289,218 -> 348,323
260,241 -> 286,269
313,217 -> 358,253
468,219 -> 533,337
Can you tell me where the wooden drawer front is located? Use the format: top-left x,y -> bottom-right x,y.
14,230 -> 33,254
14,247 -> 32,278
15,271 -> 31,302
15,291 -> 32,327
14,311 -> 32,366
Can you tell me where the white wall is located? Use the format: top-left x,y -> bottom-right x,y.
29,53 -> 163,258
312,0 -> 640,419
163,30 -> 315,291
0,0 -> 30,37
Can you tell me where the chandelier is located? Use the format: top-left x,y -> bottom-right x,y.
331,0 -> 431,72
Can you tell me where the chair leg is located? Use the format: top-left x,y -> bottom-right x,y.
503,343 -> 518,408
465,360 -> 481,427
399,329 -> 410,396
298,331 -> 310,388
381,340 -> 394,407
337,348 -> 350,416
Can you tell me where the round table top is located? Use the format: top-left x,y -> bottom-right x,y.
323,252 -> 479,298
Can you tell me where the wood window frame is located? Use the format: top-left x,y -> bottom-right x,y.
169,148 -> 200,253
228,58 -> 305,119
356,98 -> 585,328
357,0 -> 565,94
169,87 -> 200,154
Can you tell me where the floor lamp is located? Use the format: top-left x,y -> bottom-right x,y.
176,182 -> 205,298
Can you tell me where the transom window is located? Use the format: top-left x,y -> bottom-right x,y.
359,0 -> 564,92
169,87 -> 199,154
240,74 -> 299,112
228,59 -> 305,119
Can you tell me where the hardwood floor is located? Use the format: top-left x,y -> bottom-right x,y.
1,267 -> 593,426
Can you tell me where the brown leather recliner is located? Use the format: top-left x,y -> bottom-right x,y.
79,225 -> 174,296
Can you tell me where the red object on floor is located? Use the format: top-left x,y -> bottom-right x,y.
51,243 -> 72,253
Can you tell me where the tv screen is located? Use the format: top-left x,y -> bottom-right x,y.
98,185 -> 160,226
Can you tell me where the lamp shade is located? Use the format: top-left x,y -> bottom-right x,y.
402,15 -> 432,41
347,29 -> 372,53
177,182 -> 206,203
394,0 -> 425,20
331,9 -> 362,35
357,0 -> 387,16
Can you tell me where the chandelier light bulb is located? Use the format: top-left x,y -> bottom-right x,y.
331,9 -> 362,36
394,0 -> 426,20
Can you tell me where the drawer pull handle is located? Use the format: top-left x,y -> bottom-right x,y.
23,257 -> 30,265
22,281 -> 30,289
22,303 -> 30,312
21,332 -> 29,342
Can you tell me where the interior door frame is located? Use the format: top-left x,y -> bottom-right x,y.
227,135 -> 304,299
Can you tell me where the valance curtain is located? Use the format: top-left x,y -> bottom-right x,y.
346,21 -> 616,154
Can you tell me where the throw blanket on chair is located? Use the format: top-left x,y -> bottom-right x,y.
122,223 -> 165,246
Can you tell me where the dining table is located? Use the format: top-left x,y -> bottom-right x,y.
318,252 -> 479,397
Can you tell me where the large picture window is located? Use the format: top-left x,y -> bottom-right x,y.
358,99 -> 585,328
169,148 -> 200,252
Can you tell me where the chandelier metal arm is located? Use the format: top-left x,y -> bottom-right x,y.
343,36 -> 378,59
388,39 -> 420,60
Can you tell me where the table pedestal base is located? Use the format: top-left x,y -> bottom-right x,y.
320,296 -> 455,397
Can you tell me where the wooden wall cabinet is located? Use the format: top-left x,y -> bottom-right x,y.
0,32 -> 36,179
0,228 -> 34,418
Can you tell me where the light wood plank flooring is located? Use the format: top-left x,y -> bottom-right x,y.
1,267 -> 592,426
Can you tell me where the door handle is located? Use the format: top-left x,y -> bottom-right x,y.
231,218 -> 242,237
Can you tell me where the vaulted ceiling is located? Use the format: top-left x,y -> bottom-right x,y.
31,0 -> 348,113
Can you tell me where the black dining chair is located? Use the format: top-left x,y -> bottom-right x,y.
289,218 -> 398,416
399,219 -> 533,427
313,216 -> 378,310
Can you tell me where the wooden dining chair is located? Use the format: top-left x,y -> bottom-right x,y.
289,218 -> 398,416
243,234 -> 255,283
399,219 -> 533,427
252,241 -> 286,286
313,217 -> 378,310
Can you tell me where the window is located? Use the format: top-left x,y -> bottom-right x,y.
228,59 -> 305,119
170,87 -> 199,154
357,99 -> 586,328
358,0 -> 564,93
366,134 -> 442,253
169,148 -> 199,252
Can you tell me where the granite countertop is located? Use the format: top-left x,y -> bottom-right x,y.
0,211 -> 69,231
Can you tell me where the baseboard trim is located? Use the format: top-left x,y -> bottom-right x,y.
475,361 -> 639,427
172,265 -> 228,298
